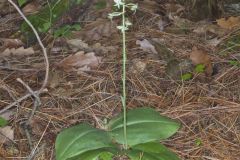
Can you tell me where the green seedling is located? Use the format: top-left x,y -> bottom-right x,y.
53,24 -> 81,38
219,34 -> 240,55
18,0 -> 27,7
181,73 -> 192,81
21,0 -> 70,33
95,0 -> 107,10
195,138 -> 202,146
229,60 -> 240,67
194,64 -> 205,73
0,117 -> 8,127
20,0 -> 84,41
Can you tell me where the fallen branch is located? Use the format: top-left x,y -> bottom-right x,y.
7,0 -> 49,93
0,89 -> 48,114
0,0 -> 50,114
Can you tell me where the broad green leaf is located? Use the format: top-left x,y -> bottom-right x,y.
107,108 -> 180,146
67,149 -> 116,160
127,142 -> 180,160
0,117 -> 8,127
99,151 -> 114,160
55,123 -> 116,160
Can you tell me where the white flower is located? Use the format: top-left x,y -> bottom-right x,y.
114,0 -> 124,8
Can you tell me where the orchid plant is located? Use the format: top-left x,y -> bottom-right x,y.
55,1 -> 181,160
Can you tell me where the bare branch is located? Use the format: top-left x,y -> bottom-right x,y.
7,0 -> 49,93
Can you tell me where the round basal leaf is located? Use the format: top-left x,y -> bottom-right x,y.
99,151 -> 114,160
107,107 -> 180,146
66,149 -> 116,160
127,142 -> 180,160
55,123 -> 116,160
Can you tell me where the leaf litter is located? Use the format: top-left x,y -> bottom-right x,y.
0,0 -> 240,160
57,51 -> 102,73
0,111 -> 14,144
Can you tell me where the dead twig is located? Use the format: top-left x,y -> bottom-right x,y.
16,78 -> 41,123
0,0 -> 49,113
28,119 -> 51,160
0,89 -> 48,114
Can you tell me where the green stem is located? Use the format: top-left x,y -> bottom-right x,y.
121,2 -> 128,150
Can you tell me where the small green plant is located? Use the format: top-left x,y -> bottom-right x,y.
21,0 -> 70,33
219,34 -> 240,55
195,138 -> 202,146
181,64 -> 206,81
0,117 -> 8,127
17,0 -> 27,7
94,0 -> 107,10
53,24 -> 81,38
21,0 -> 84,38
181,73 -> 192,81
55,1 -> 181,160
229,60 -> 240,67
194,64 -> 205,73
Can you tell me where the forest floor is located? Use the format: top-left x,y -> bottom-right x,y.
0,0 -> 240,159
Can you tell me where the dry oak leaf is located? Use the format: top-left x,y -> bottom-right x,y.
73,19 -> 117,41
130,59 -> 147,74
57,51 -> 102,72
136,39 -> 157,54
138,0 -> 160,14
190,46 -> 213,76
1,47 -> 34,57
22,1 -> 41,14
0,126 -> 14,144
67,39 -> 89,52
217,16 -> 240,29
0,38 -> 23,49
0,111 -> 14,144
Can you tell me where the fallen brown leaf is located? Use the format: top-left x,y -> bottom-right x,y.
72,19 -> 117,41
136,39 -> 157,54
0,38 -> 23,49
0,110 -> 14,144
22,1 -> 41,14
130,59 -> 147,74
57,51 -> 102,72
67,39 -> 89,52
1,47 -> 35,57
0,126 -> 14,144
138,0 -> 160,14
190,46 -> 213,76
217,16 -> 240,29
